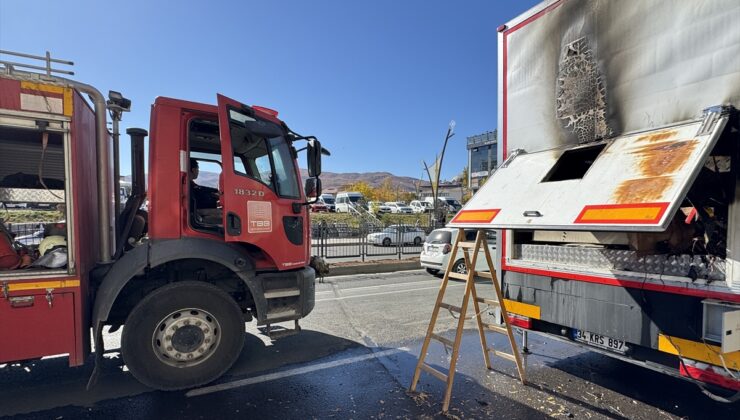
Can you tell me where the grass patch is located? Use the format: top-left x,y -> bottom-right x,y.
309,212 -> 433,227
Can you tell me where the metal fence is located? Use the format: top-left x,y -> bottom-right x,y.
311,222 -> 432,260
4,221 -> 47,246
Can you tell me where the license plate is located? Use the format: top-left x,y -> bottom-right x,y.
572,329 -> 629,354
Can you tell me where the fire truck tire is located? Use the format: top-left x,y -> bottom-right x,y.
121,281 -> 245,390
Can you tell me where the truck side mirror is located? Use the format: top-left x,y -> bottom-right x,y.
305,177 -> 321,201
307,139 -> 322,177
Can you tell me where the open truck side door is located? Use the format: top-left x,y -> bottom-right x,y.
450,109 -> 729,232
217,94 -> 307,270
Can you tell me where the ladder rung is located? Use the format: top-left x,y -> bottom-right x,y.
475,297 -> 500,306
431,333 -> 455,347
457,241 -> 477,249
474,271 -> 493,279
447,272 -> 469,281
488,348 -> 517,363
439,302 -> 462,313
482,323 -> 508,335
420,363 -> 448,382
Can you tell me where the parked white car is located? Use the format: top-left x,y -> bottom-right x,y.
409,200 -> 431,214
423,197 -> 462,213
319,194 -> 336,212
367,225 -> 426,246
335,192 -> 365,213
368,201 -> 392,214
420,228 -> 497,275
384,202 -> 413,214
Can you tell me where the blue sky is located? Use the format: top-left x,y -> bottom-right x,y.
0,0 -> 540,180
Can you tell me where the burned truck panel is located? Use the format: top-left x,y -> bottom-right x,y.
454,0 -> 740,395
503,0 -> 740,152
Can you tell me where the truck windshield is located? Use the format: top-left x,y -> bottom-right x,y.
228,110 -> 300,198
322,197 -> 335,204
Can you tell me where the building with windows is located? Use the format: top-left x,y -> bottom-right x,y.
467,130 -> 497,193
418,182 -> 464,202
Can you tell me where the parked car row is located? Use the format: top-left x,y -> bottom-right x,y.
310,192 -> 463,215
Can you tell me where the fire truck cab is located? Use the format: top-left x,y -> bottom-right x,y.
0,50 -> 324,390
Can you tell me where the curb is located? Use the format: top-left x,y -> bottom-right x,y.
325,260 -> 421,277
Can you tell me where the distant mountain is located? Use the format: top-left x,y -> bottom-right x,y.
123,170 -> 422,192
298,169 -> 420,192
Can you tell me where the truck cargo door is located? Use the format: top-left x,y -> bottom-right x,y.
450,110 -> 728,231
217,95 -> 307,269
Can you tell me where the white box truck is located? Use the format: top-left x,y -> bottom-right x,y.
450,0 -> 740,400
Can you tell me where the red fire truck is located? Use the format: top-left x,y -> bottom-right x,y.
0,50 -> 325,390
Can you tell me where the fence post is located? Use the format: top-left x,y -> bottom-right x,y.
361,224 -> 366,262
397,224 -> 402,260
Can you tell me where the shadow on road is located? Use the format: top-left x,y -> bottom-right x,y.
1,328 -> 554,419
545,348 -> 739,418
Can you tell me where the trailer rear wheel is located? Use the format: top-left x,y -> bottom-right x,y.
121,281 -> 245,390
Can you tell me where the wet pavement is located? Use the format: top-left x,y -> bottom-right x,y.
1,270 -> 738,419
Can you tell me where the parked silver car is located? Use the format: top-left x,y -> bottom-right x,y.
367,225 -> 426,246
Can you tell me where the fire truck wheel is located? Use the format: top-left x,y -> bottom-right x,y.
121,281 -> 245,390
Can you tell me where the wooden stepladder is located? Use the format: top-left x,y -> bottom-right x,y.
409,228 -> 526,412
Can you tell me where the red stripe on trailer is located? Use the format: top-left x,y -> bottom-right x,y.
680,364 -> 740,391
507,315 -> 532,329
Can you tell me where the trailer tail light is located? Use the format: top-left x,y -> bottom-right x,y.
679,360 -> 740,391
252,106 -> 279,118
443,244 -> 451,254
507,314 -> 532,329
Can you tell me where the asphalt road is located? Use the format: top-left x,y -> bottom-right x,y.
1,270 -> 738,419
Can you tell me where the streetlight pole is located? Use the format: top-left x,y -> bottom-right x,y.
432,120 -> 455,227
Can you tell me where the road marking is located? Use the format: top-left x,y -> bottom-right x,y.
322,269 -> 424,280
316,283 -> 465,302
186,347 -> 408,397
332,278 -> 439,292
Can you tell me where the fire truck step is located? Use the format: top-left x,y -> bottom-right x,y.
264,320 -> 301,340
264,288 -> 301,299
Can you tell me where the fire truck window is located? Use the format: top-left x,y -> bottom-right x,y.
269,138 -> 300,198
231,138 -> 273,187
